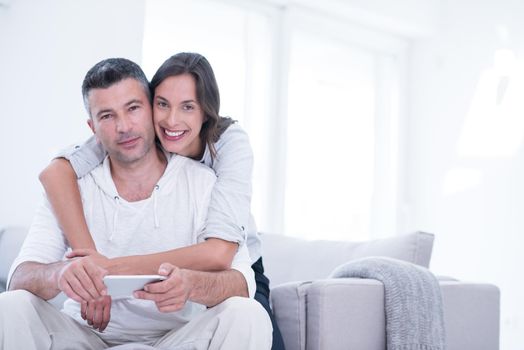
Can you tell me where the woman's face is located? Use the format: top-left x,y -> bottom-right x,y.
153,74 -> 205,158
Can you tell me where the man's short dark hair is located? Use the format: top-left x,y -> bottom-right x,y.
82,58 -> 151,116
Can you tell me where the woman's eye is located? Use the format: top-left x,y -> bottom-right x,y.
183,104 -> 194,111
157,101 -> 168,108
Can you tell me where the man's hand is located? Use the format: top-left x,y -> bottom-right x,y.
57,255 -> 107,303
134,263 -> 191,312
81,295 -> 112,332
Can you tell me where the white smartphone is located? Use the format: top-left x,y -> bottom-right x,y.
103,275 -> 167,298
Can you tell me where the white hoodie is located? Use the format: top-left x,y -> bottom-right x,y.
59,123 -> 262,263
8,153 -> 255,345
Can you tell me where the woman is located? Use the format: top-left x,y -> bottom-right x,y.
40,52 -> 284,349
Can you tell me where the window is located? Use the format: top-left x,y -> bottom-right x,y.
284,29 -> 376,240
143,0 -> 405,241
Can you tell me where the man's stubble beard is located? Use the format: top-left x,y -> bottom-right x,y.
109,130 -> 156,166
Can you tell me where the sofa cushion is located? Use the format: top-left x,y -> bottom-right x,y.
0,226 -> 28,291
260,231 -> 434,287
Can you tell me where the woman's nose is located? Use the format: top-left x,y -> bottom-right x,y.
166,110 -> 181,126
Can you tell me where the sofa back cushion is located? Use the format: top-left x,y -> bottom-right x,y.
0,226 -> 28,292
260,231 -> 434,287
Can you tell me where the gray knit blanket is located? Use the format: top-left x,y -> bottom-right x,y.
329,257 -> 446,350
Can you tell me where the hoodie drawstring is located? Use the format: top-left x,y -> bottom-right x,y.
111,195 -> 120,241
153,185 -> 160,228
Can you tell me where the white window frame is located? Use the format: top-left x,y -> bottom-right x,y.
143,0 -> 410,239
250,2 -> 410,239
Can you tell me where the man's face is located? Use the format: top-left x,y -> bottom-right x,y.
87,78 -> 155,165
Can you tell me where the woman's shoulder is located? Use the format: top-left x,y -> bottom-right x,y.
215,123 -> 251,152
201,123 -> 252,169
218,122 -> 247,140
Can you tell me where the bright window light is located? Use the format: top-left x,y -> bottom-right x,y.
458,49 -> 524,158
284,29 -> 376,241
142,0 -> 274,232
143,0 -> 402,241
442,167 -> 483,196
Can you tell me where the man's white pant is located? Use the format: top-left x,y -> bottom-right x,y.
0,290 -> 272,350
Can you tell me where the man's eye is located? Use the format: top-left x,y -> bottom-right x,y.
100,114 -> 111,120
129,105 -> 140,112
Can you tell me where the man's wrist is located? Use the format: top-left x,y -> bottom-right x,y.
50,260 -> 69,291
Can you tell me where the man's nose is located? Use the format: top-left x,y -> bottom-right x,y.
116,115 -> 132,133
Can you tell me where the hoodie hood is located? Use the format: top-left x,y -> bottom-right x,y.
88,152 -> 183,241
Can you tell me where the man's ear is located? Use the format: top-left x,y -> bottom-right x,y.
86,118 -> 102,144
87,118 -> 95,134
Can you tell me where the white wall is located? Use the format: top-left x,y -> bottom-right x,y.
407,0 -> 524,348
0,0 -> 145,226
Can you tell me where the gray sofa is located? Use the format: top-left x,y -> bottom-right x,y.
0,227 -> 500,349
260,231 -> 500,350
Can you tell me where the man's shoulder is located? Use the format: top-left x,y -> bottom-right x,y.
78,156 -> 107,185
76,158 -> 109,193
159,155 -> 216,201
167,154 -> 216,182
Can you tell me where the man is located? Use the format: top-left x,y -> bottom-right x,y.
0,58 -> 272,349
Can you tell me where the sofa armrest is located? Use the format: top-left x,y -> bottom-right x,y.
440,281 -> 500,350
271,279 -> 500,350
0,226 -> 28,292
307,279 -> 386,350
271,281 -> 312,350
271,279 -> 385,350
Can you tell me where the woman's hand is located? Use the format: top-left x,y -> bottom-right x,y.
133,263 -> 192,313
67,249 -> 110,270
57,249 -> 109,303
56,257 -> 107,303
